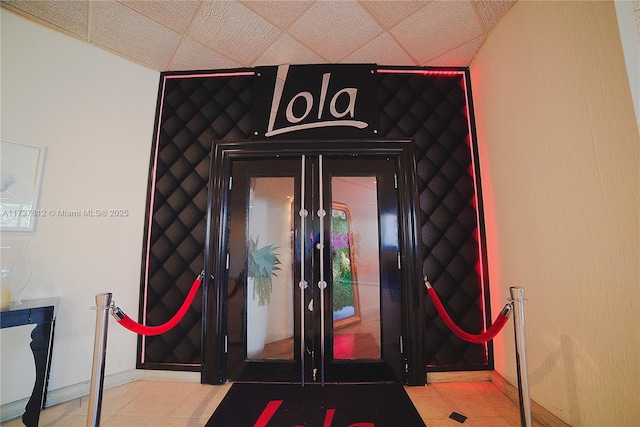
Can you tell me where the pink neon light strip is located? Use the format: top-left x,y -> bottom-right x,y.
377,68 -> 465,77
460,73 -> 488,342
163,71 -> 254,80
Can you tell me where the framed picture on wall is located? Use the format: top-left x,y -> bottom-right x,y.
0,140 -> 47,231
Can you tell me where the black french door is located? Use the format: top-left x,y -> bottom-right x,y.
203,140 -> 425,385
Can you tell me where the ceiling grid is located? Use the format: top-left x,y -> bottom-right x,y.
1,0 -> 517,71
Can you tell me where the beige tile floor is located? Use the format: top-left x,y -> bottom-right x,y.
1,380 -> 545,427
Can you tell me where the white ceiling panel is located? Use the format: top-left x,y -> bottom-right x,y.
633,0 -> 640,37
168,37 -> 242,72
254,34 -> 326,67
240,0 -> 314,30
2,0 -> 88,39
391,0 -> 483,64
91,0 -> 182,70
189,1 -> 281,65
474,0 -> 518,34
359,0 -> 427,30
424,34 -> 484,67
343,33 -> 415,66
288,1 -> 383,62
1,0 -> 519,71
117,0 -> 200,34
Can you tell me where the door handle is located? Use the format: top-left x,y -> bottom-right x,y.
299,155 -> 306,385
317,155 -> 325,386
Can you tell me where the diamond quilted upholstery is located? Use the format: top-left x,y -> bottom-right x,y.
141,68 -> 489,371
378,72 -> 488,369
141,75 -> 253,367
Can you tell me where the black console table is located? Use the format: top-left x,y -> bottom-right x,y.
1,298 -> 58,427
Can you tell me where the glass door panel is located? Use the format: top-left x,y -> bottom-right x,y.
246,177 -> 295,360
321,157 -> 400,383
224,158 -> 302,383
221,152 -> 403,384
331,177 -> 381,360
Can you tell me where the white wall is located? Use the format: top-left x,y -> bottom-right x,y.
471,1 -> 640,425
1,9 -> 159,410
615,0 -> 640,129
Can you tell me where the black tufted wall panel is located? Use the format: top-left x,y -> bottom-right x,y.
378,71 -> 489,369
140,68 -> 490,372
140,73 -> 254,368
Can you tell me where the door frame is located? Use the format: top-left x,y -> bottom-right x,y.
202,139 -> 426,385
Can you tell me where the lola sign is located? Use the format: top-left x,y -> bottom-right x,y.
254,64 -> 379,139
254,400 -> 374,427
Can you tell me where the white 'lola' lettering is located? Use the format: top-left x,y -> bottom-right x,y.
266,65 -> 368,137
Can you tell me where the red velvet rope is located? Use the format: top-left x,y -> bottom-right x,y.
426,284 -> 511,344
113,274 -> 202,336
114,273 -> 509,342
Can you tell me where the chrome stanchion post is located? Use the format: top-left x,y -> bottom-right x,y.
87,293 -> 112,427
509,287 -> 532,427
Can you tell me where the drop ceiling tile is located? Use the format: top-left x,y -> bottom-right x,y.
342,33 -> 416,66
254,34 -> 326,67
168,37 -> 242,71
359,0 -> 428,29
2,0 -> 493,71
117,0 -> 200,34
2,0 -> 88,39
288,0 -> 383,62
473,0 -> 516,34
188,1 -> 281,66
634,4 -> 640,41
391,0 -> 482,64
92,0 -> 181,70
425,34 -> 484,67
239,0 -> 313,30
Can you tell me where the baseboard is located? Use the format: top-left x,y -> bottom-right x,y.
427,370 -> 492,383
490,371 -> 571,427
135,369 -> 200,383
0,369 -> 200,423
0,398 -> 29,423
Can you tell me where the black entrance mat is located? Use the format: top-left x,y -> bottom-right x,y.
205,382 -> 426,426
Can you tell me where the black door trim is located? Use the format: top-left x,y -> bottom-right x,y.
202,139 -> 425,385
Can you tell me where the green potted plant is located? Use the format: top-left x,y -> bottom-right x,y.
247,236 -> 281,306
